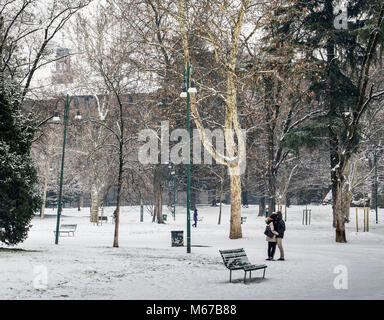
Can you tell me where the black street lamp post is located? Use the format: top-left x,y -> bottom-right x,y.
53,95 -> 81,245
180,61 -> 197,253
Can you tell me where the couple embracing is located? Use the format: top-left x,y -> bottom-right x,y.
264,211 -> 285,261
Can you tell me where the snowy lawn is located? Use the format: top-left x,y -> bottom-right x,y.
1,204 -> 383,300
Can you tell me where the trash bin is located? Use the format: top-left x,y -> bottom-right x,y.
171,231 -> 184,247
162,214 -> 167,221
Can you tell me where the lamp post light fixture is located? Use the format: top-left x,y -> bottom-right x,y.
74,110 -> 82,120
180,85 -> 187,98
53,94 -> 81,245
180,61 -> 197,253
52,111 -> 60,122
188,81 -> 197,93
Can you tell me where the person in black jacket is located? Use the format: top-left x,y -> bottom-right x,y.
192,208 -> 198,227
275,211 -> 286,261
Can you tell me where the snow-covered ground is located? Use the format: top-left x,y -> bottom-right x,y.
1,204 -> 384,300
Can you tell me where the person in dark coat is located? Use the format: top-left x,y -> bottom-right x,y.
192,208 -> 198,227
265,213 -> 279,260
275,211 -> 286,260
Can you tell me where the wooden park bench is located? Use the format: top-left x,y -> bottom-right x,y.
53,224 -> 77,237
98,216 -> 108,222
219,248 -> 267,283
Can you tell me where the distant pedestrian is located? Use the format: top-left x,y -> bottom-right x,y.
264,213 -> 279,261
193,208 -> 198,227
275,211 -> 286,261
113,209 -> 117,223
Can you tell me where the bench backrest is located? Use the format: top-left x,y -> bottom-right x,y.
60,224 -> 77,231
219,248 -> 250,267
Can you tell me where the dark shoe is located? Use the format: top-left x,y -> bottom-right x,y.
265,258 -> 271,261
278,258 -> 285,261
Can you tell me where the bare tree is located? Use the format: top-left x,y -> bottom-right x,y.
75,2 -> 140,247
174,0 -> 259,239
0,0 -> 92,100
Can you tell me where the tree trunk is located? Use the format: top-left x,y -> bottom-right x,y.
334,163 -> 349,243
369,159 -> 376,210
40,157 -> 50,219
90,185 -> 100,224
78,193 -> 82,211
218,177 -> 224,224
334,182 -> 347,243
325,0 -> 338,228
229,167 -> 242,239
113,148 -> 123,247
263,75 -> 277,215
242,167 -> 248,207
258,195 -> 266,217
344,190 -> 352,222
153,184 -> 163,223
113,98 -> 125,248
168,185 -> 173,208
225,73 -> 243,239
370,180 -> 376,210
80,194 -> 84,208
153,165 -> 164,223
268,172 -> 276,214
